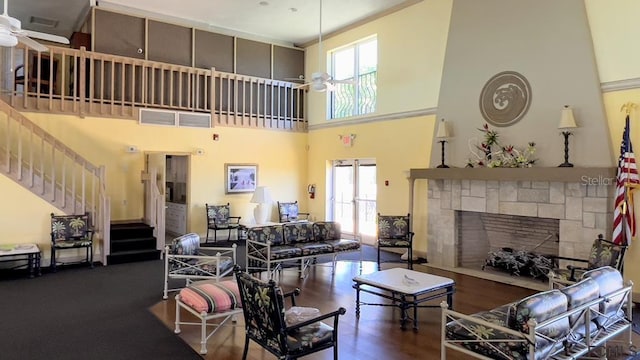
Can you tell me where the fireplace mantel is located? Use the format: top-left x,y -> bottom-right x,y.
410,167 -> 616,182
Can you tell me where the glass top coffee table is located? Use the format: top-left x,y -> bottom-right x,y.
352,267 -> 455,330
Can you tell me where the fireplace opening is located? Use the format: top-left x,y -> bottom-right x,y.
456,211 -> 559,280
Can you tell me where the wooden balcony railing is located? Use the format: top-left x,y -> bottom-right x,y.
4,45 -> 307,131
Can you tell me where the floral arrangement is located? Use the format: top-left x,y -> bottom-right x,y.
467,123 -> 536,168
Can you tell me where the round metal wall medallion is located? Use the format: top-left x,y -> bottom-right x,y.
479,71 -> 532,127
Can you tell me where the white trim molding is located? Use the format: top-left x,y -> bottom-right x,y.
308,107 -> 437,131
601,77 -> 640,93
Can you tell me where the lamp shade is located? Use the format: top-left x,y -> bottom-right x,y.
558,105 -> 577,129
250,186 -> 272,204
436,118 -> 450,139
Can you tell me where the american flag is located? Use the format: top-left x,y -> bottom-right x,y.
612,115 -> 639,245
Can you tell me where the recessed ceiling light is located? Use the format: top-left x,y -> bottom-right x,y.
289,7 -> 298,12
259,1 -> 269,6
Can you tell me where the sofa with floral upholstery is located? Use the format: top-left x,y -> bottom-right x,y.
245,221 -> 361,278
441,266 -> 634,360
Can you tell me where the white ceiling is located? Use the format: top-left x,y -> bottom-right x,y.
9,0 -> 417,46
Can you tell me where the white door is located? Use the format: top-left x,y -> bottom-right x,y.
331,159 -> 377,245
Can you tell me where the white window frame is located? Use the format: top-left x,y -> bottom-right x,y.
328,36 -> 377,120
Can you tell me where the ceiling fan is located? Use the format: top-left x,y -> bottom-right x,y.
295,0 -> 354,92
0,0 -> 70,52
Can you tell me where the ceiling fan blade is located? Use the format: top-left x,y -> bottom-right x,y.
22,30 -> 69,45
16,34 -> 47,52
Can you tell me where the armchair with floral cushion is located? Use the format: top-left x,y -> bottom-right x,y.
376,213 -> 414,270
50,212 -> 94,272
234,268 -> 346,360
206,203 -> 241,242
548,234 -> 627,289
277,201 -> 310,223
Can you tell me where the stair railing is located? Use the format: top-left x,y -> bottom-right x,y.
6,44 -> 307,131
0,98 -> 110,260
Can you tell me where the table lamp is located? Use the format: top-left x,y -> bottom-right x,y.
250,186 -> 272,224
558,105 -> 578,167
436,118 -> 450,168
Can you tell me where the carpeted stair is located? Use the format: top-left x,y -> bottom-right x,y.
107,222 -> 161,265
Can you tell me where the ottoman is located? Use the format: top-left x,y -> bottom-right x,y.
174,279 -> 243,354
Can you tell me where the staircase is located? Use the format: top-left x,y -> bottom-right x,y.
0,99 -> 111,263
107,222 -> 161,265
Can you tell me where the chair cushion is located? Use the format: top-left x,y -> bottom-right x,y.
378,238 -> 410,247
507,289 -> 569,357
178,279 -> 241,314
295,242 -> 334,256
286,322 -> 336,356
324,239 -> 360,252
170,233 -> 201,256
53,239 -> 91,248
248,226 -> 285,246
283,222 -> 314,244
581,266 -> 626,327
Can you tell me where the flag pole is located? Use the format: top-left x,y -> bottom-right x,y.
620,102 -> 637,247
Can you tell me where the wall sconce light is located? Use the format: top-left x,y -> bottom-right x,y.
435,119 -> 450,168
558,105 -> 578,167
339,134 -> 356,147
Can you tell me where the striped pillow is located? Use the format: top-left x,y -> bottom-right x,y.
178,280 -> 241,314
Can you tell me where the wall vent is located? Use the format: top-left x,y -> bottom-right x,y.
29,16 -> 58,28
139,109 -> 211,128
178,112 -> 211,128
139,109 -> 177,126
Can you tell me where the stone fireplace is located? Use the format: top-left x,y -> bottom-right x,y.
409,167 -> 617,285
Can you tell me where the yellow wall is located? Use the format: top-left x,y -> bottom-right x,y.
305,0 -> 452,125
585,0 -> 640,82
7,113 -> 307,249
0,175 -> 58,245
307,116 -> 434,256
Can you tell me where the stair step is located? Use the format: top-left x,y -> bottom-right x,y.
111,222 -> 155,240
111,237 -> 157,253
107,249 -> 162,265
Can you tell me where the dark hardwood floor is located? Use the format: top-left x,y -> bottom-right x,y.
150,261 -> 638,359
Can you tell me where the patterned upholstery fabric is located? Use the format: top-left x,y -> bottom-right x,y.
178,279 -> 241,314
284,222 -> 339,255
248,226 -> 285,246
560,278 -> 600,343
51,213 -> 92,247
235,269 -> 343,358
377,213 -> 413,270
446,304 -> 528,360
50,212 -> 93,271
312,221 -> 341,241
549,235 -> 626,284
207,204 -> 233,227
509,290 -> 568,358
582,266 -> 626,327
206,203 -> 241,242
445,267 -> 631,360
323,239 -> 361,252
168,233 -> 234,276
277,201 -> 309,222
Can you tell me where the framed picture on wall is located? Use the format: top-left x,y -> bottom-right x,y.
225,164 -> 258,194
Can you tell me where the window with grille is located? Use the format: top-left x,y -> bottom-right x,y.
329,36 -> 377,119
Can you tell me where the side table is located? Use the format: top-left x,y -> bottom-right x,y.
0,244 -> 42,278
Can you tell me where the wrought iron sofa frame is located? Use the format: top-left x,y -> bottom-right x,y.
246,221 -> 361,279
441,268 -> 634,360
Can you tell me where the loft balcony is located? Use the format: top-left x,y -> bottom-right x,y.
0,45 -> 307,132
